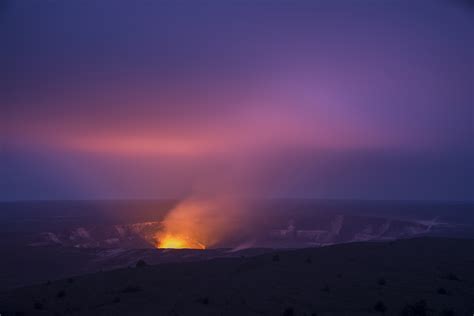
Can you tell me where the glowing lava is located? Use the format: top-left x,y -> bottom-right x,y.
156,234 -> 206,249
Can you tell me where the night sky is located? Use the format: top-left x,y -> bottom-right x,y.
1,0 -> 473,201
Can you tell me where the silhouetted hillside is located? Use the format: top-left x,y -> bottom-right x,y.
1,238 -> 473,315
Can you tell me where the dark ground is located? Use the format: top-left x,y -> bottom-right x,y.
1,237 -> 473,315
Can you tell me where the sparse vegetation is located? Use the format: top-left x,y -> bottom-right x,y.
374,300 -> 386,313
401,300 -> 430,316
2,238 -> 472,316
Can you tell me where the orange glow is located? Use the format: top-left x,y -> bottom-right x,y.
156,234 -> 206,249
154,196 -> 244,251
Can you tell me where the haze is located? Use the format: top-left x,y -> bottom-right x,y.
1,0 -> 473,201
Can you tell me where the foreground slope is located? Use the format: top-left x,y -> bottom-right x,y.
1,238 -> 473,315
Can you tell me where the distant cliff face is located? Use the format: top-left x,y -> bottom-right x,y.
31,221 -> 163,249
265,214 -> 450,247
30,213 -> 453,250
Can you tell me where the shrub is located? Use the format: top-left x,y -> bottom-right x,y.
305,256 -> 312,264
321,284 -> 330,292
446,273 -> 460,281
67,277 -> 74,284
378,278 -> 386,286
136,259 -> 148,268
283,307 -> 294,316
440,309 -> 455,316
121,285 -> 142,293
272,254 -> 280,262
197,297 -> 209,305
34,302 -> 44,310
437,287 -> 448,295
56,290 -> 66,299
113,296 -> 121,303
374,300 -> 387,313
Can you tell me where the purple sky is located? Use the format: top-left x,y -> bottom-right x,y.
1,0 -> 473,201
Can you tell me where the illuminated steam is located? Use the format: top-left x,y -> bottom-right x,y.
155,195 -> 249,249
